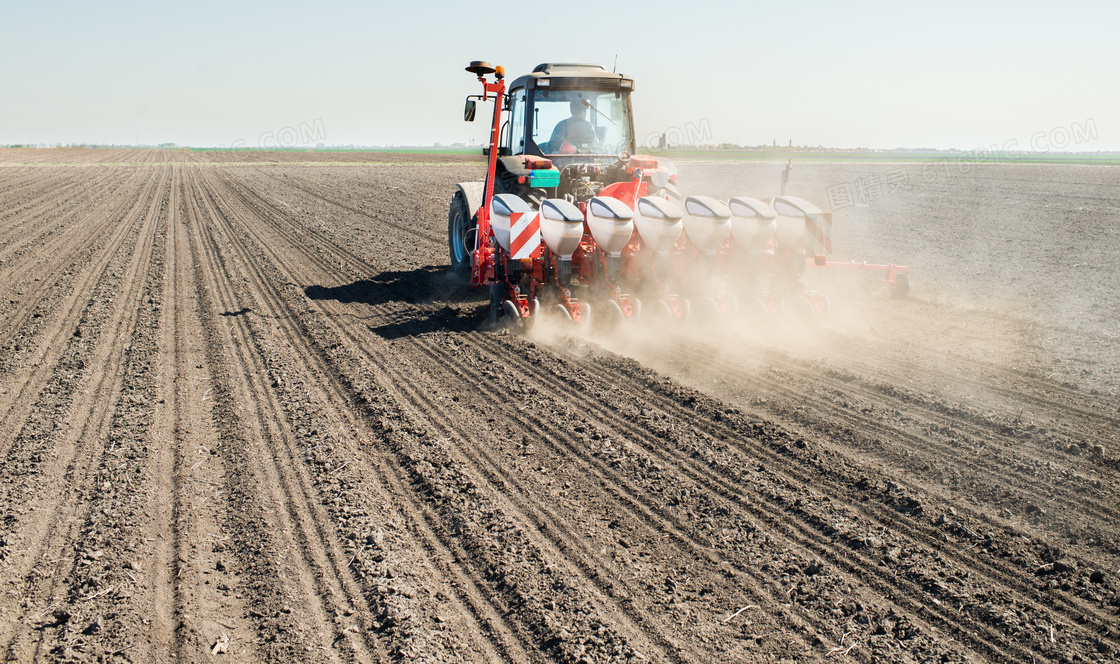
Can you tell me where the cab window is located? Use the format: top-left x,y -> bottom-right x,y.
508,89 -> 526,155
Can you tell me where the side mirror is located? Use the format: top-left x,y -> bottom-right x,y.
464,99 -> 477,122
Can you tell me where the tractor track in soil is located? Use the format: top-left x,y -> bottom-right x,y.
222,163 -> 1115,658
0,167 -> 168,659
0,170 -> 143,358
398,327 -> 1110,664
204,166 -> 665,662
553,341 -> 1119,658
192,167 -> 534,663
0,168 -> 120,240
660,341 -> 1120,542
0,169 -> 125,283
210,165 -> 1116,663
0,169 -> 162,456
0,154 -> 1116,663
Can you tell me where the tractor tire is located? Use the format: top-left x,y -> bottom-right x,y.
448,190 -> 475,281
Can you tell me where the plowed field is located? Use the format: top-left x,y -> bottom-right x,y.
0,150 -> 1116,663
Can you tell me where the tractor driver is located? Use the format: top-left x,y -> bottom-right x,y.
548,98 -> 598,154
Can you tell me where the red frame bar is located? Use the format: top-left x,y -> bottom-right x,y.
470,74 -> 506,287
809,259 -> 909,285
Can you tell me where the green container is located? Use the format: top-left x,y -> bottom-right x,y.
529,168 -> 560,188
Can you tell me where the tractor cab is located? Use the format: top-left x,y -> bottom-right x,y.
505,63 -> 636,167
467,63 -> 665,206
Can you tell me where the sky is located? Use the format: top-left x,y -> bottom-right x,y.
2,0 -> 1118,151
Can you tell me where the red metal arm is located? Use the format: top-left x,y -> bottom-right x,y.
471,75 -> 506,287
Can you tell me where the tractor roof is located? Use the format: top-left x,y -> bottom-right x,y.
509,64 -> 634,92
532,63 -> 607,74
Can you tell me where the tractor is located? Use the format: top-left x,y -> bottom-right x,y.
448,61 -> 907,329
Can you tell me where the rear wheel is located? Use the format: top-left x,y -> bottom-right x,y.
448,190 -> 475,280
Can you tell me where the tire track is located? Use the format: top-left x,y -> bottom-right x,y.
0,167 -> 169,660
183,165 -> 369,662
196,166 -> 532,663
669,340 -> 1120,536
0,167 -> 128,270
213,169 -> 1115,658
0,169 -> 162,458
544,336 -> 1120,660
0,169 -> 140,350
207,167 -> 674,663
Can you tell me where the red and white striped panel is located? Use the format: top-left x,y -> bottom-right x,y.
509,211 -> 542,260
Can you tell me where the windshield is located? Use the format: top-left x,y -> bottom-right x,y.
531,89 -> 632,157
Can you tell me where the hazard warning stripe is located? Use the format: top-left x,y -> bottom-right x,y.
510,210 -> 542,259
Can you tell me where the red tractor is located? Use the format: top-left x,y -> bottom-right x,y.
448,61 -> 904,328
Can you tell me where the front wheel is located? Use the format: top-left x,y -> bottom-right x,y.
448,190 -> 475,281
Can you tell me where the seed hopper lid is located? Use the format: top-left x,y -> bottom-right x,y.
541,199 -> 583,222
685,196 -> 731,219
729,197 -> 777,220
589,196 -> 633,220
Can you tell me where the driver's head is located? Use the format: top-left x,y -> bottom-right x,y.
570,99 -> 587,118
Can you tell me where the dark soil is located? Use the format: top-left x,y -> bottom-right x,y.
0,151 -> 1115,663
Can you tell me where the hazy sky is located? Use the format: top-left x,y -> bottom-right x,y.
2,0 -> 1117,150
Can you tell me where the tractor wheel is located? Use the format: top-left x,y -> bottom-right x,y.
448,190 -> 475,281
891,273 -> 910,299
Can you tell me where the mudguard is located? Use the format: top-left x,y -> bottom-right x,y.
454,181 -> 485,219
